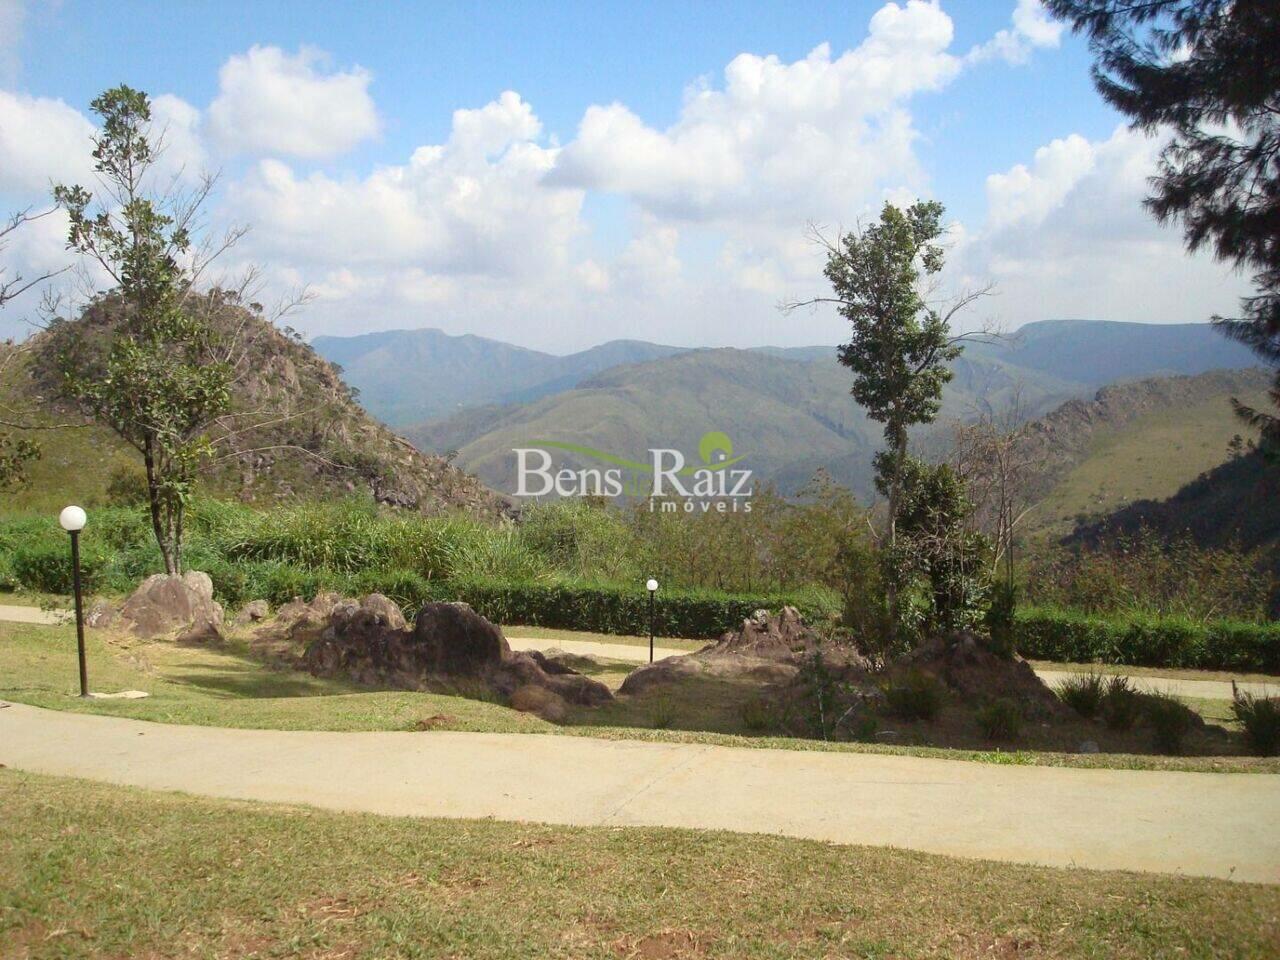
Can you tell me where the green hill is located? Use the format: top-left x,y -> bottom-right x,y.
0,304 -> 506,518
321,318 -> 1259,431
312,328 -> 684,426
1013,369 -> 1274,536
406,346 -> 1131,500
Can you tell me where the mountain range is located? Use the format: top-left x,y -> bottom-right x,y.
311,319 -> 1260,500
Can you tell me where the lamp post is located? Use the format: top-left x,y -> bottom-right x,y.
59,505 -> 88,698
646,578 -> 658,663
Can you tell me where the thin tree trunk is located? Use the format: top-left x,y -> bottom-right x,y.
142,438 -> 178,576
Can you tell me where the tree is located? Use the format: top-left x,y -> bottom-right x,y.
1047,0 -> 1280,453
47,85 -> 302,574
0,208 -> 70,487
951,392 -> 1038,586
788,201 -> 990,638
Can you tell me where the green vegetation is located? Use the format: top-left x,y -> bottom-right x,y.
5,769 -> 1277,960
1016,605 -> 1280,672
1232,688 -> 1280,756
1026,378 -> 1274,536
6,621 -> 1275,773
1027,532 -> 1273,623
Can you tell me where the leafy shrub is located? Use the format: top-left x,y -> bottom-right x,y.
738,697 -> 776,733
984,580 -> 1017,659
9,539 -> 109,594
1231,687 -> 1280,756
975,698 -> 1021,741
884,670 -> 944,722
1145,694 -> 1194,755
647,696 -> 678,729
1101,676 -> 1142,731
1055,673 -> 1107,719
1026,533 -> 1274,623
1015,606 -> 1280,672
784,650 -> 871,740
439,578 -> 838,640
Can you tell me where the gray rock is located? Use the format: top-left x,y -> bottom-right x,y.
119,571 -> 224,639
85,599 -> 116,629
1078,740 -> 1101,754
234,599 -> 270,624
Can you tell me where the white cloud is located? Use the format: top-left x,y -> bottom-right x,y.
959,126 -> 1252,331
0,90 -> 95,192
550,0 -> 958,226
984,133 -> 1094,229
228,91 -> 583,284
968,0 -> 1064,65
208,45 -> 379,158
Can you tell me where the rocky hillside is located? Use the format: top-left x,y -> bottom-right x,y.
1012,368 -> 1272,534
0,296 -> 507,517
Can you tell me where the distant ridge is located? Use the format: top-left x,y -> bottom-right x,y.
312,328 -> 684,426
315,319 -> 1259,430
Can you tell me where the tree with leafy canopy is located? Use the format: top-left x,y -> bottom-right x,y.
787,201 -> 991,641
47,85 -> 307,575
1047,0 -> 1279,455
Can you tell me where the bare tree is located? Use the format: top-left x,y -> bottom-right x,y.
951,390 -> 1039,585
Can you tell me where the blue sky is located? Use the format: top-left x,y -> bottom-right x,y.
0,0 -> 1252,351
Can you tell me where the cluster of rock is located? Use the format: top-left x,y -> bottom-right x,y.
92,573 -> 609,722
620,606 -> 869,695
897,630 -> 1069,717
88,571 -> 227,643
299,594 -> 613,716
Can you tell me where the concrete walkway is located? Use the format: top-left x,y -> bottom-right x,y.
2,701 -> 1277,882
509,636 -> 1277,700
0,604 -> 66,625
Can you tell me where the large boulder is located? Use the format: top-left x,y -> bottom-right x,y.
620,606 -> 868,696
119,571 -> 224,640
898,631 -> 1067,716
301,598 -> 612,708
411,602 -> 509,675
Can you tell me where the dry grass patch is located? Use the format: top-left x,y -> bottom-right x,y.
1,769 -> 1278,959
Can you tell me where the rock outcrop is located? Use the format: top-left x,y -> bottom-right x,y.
118,571 -> 225,640
620,607 -> 868,696
300,597 -> 612,709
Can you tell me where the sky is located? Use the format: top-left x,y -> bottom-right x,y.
0,0 -> 1254,353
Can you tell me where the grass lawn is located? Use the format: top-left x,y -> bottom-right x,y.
3,620 -> 1278,773
2,769 -> 1278,960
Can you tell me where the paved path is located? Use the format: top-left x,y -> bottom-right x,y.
509,636 -> 1277,700
2,701 -> 1277,882
0,604 -> 66,626
508,636 -> 692,663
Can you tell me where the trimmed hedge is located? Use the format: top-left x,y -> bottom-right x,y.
437,579 -> 839,640
1015,606 -> 1280,673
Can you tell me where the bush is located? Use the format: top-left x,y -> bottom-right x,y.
435,578 -> 838,640
1101,676 -> 1142,731
884,670 -> 944,722
1145,694 -> 1194,755
1025,533 -> 1274,623
647,696 -> 678,729
1055,673 -> 1107,719
9,539 -> 109,594
738,697 -> 776,733
975,698 -> 1021,741
1231,687 -> 1280,756
1015,606 -> 1280,672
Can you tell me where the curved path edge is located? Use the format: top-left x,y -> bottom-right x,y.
2,701 -> 1278,883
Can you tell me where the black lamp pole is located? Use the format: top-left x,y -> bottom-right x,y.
70,528 -> 88,698
648,589 -> 654,664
